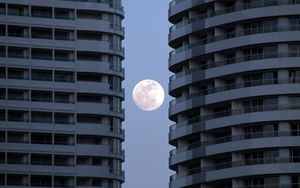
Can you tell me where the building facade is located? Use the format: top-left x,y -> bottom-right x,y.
0,0 -> 124,187
168,0 -> 300,188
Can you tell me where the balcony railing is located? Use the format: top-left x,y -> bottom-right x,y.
170,25 -> 300,56
170,104 -> 300,131
170,130 -> 299,156
241,184 -> 300,188
59,0 -> 124,11
170,52 -> 299,81
170,0 -> 300,31
170,77 -> 298,105
170,157 -> 300,181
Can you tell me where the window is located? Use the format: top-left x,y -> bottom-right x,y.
55,8 -> 74,20
31,48 -> 53,60
0,174 -> 4,185
290,70 -> 300,83
290,18 -> 300,30
77,135 -> 102,145
55,50 -> 74,61
289,44 -> 300,57
31,69 -> 52,81
291,122 -> 300,136
31,175 -> 51,187
0,67 -> 5,78
7,174 -> 28,186
77,10 -> 102,20
31,27 -> 52,39
8,89 -> 28,101
291,149 -> 300,162
31,133 -> 52,144
0,131 -> 5,142
54,134 -> 74,145
8,4 -> 28,16
31,90 -> 52,102
8,110 -> 28,122
31,6 -> 52,18
54,155 -> 73,166
7,131 -> 28,143
77,114 -> 103,124
55,71 -> 74,82
31,111 -> 52,123
8,68 -> 28,80
31,154 -> 52,166
55,92 -> 73,103
55,113 -> 74,125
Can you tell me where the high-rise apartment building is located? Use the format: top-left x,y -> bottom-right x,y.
168,0 -> 300,187
0,0 -> 124,187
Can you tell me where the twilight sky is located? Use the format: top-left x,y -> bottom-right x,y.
122,0 -> 173,187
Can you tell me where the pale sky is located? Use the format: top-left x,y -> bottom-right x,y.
122,0 -> 173,187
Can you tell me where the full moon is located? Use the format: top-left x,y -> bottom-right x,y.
132,79 -> 165,111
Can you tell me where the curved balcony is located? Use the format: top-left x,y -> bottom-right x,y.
170,158 -> 300,186
169,133 -> 300,167
170,104 -> 300,132
170,130 -> 299,156
76,82 -> 125,99
169,53 -> 300,93
169,0 -> 300,33
53,0 -> 124,15
77,123 -> 125,141
169,79 -> 300,117
169,0 -> 212,22
169,26 -> 300,70
77,102 -> 124,120
77,60 -> 124,78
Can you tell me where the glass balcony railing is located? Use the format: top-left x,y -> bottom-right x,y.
170,0 -> 300,31
169,0 -> 191,8
31,55 -> 53,61
170,25 -> 299,56
170,130 -> 300,156
170,52 -> 298,81
170,157 -> 300,181
170,77 -> 298,105
58,0 -> 124,11
170,104 -> 300,131
241,184 -> 300,188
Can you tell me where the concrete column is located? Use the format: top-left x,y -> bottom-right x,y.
232,178 -> 242,188
189,60 -> 198,69
201,107 -> 211,117
189,34 -> 198,43
278,95 -> 289,106
177,114 -> 187,122
214,27 -> 224,37
278,69 -> 289,84
278,17 -> 289,28
177,139 -> 187,148
279,148 -> 290,158
200,132 -> 211,142
200,158 -> 211,168
235,24 -> 244,37
232,126 -> 242,136
214,78 -> 225,88
214,1 -> 225,11
214,53 -> 225,62
235,0 -> 244,8
280,175 -> 292,185
188,9 -> 199,19
278,43 -> 289,53
189,85 -> 200,94
178,164 -> 188,174
279,122 -> 291,136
